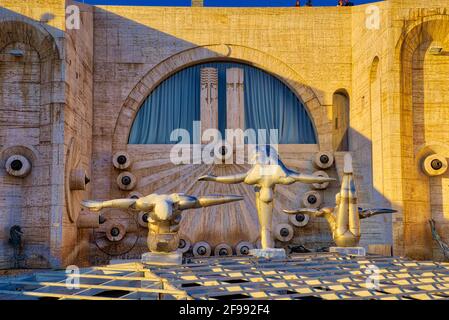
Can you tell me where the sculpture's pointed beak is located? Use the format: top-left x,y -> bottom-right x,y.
197,194 -> 244,208
362,208 -> 397,214
290,173 -> 335,184
81,200 -> 103,212
197,174 -> 217,182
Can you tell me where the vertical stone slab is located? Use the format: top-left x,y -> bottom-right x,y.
226,68 -> 245,131
200,67 -> 218,141
370,70 -> 384,205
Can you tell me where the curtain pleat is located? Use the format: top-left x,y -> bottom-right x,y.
128,62 -> 316,144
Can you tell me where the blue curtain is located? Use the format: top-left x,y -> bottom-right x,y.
128,62 -> 316,144
128,66 -> 200,144
243,66 -> 316,144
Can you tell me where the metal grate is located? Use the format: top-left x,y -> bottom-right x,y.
1,253 -> 449,300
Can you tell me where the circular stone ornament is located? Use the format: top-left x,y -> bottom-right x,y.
105,223 -> 126,242
274,223 -> 294,242
117,171 -> 137,191
289,213 -> 310,227
137,211 -> 149,228
235,241 -> 254,256
214,243 -> 233,256
302,190 -> 322,208
5,155 -> 31,178
313,152 -> 334,170
112,151 -> 131,170
192,241 -> 212,257
178,238 -> 191,253
422,154 -> 448,177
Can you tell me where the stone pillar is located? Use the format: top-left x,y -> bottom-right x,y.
226,68 -> 245,131
200,67 -> 218,141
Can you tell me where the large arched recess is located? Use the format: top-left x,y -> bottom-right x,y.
396,15 -> 449,260
0,19 -> 63,268
112,44 -> 328,149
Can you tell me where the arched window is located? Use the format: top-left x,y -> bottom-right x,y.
332,89 -> 350,151
128,62 -> 316,144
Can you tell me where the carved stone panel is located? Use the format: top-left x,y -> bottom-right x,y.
226,68 -> 245,131
200,67 -> 218,141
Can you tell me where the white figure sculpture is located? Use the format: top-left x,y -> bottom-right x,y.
284,153 -> 396,247
81,193 -> 243,253
198,145 -> 335,249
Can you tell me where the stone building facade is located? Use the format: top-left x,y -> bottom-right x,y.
0,0 -> 448,268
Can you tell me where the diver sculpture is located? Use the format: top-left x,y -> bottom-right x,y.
283,153 -> 396,247
198,145 -> 335,250
81,193 -> 243,254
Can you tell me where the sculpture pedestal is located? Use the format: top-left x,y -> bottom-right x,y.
141,251 -> 183,266
249,248 -> 286,259
330,247 -> 366,256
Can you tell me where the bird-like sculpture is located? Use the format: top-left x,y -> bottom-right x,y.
198,145 -> 335,249
81,193 -> 243,253
283,153 -> 396,247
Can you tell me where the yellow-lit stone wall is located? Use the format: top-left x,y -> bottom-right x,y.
0,0 -> 449,267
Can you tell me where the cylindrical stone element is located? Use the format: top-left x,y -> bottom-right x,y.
274,223 -> 294,242
422,154 -> 448,176
302,190 -> 322,208
70,168 -> 89,190
235,241 -> 254,256
289,213 -> 310,227
77,213 -> 101,229
105,223 -> 126,242
117,171 -> 136,190
313,151 -> 334,169
214,243 -> 233,256
192,241 -> 212,257
178,237 -> 191,253
112,151 -> 131,170
5,155 -> 31,178
137,211 -> 149,228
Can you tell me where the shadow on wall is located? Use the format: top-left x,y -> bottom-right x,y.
348,128 -> 394,247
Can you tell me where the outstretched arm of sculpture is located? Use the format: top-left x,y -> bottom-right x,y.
283,208 -> 322,215
81,199 -> 138,212
197,172 -> 248,184
281,172 -> 336,185
177,194 -> 244,210
358,208 -> 397,219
